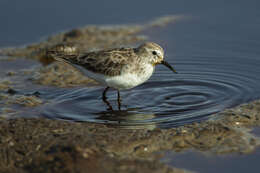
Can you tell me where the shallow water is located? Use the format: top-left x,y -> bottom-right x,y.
1,1 -> 260,129
41,53 -> 260,128
42,21 -> 260,129
162,149 -> 260,173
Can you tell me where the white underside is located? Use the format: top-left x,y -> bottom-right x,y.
72,64 -> 155,90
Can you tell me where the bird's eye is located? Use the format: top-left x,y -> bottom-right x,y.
152,51 -> 157,55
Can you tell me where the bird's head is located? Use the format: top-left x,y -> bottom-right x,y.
137,42 -> 177,73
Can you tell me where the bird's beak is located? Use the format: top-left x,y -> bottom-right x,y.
160,60 -> 178,74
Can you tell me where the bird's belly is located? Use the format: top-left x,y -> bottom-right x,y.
106,68 -> 154,89
72,63 -> 154,90
105,74 -> 144,89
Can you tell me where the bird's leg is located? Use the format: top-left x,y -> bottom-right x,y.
117,90 -> 121,110
102,87 -> 110,100
102,87 -> 113,111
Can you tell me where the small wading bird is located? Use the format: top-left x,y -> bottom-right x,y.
49,42 -> 177,110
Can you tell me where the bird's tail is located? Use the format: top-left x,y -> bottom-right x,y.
46,44 -> 78,63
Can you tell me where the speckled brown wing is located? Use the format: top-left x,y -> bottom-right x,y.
52,48 -> 138,76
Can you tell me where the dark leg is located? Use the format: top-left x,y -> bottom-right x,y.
117,90 -> 121,110
102,87 -> 110,100
102,87 -> 113,110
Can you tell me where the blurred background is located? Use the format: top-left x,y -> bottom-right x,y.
0,0 -> 259,48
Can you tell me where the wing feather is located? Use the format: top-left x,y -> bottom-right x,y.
49,48 -> 137,76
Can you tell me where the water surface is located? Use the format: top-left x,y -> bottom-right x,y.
162,149 -> 260,173
43,18 -> 260,128
1,0 -> 260,128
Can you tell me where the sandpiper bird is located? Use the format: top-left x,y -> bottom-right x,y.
49,42 -> 177,110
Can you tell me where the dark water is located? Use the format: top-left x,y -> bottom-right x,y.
162,149 -> 260,173
1,0 -> 260,128
42,57 -> 260,129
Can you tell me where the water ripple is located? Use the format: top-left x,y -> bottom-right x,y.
42,56 -> 260,129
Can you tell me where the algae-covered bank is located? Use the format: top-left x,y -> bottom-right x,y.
1,16 -> 260,173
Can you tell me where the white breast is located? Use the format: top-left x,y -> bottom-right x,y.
72,64 -> 154,89
71,63 -> 155,90
105,64 -> 155,89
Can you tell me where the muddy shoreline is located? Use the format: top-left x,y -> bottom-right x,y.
1,16 -> 260,173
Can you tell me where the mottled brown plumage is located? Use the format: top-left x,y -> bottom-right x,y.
76,48 -> 138,76
48,42 -> 176,78
50,47 -> 142,76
